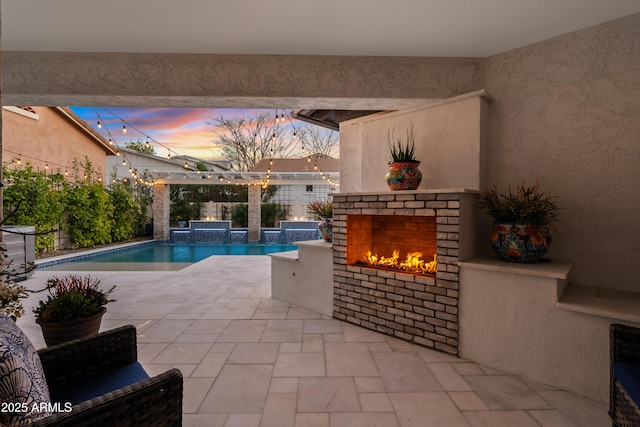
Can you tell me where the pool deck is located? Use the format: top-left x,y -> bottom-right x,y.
18,255 -> 610,427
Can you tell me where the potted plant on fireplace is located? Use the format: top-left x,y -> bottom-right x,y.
307,200 -> 333,242
478,181 -> 559,263
33,275 -> 116,346
386,122 -> 422,191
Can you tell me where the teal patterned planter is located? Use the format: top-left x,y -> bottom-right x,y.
385,161 -> 422,191
490,223 -> 552,263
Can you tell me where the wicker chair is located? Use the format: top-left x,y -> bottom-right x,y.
610,323 -> 640,427
32,325 -> 183,427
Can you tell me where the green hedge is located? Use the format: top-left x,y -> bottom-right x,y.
2,158 -> 152,252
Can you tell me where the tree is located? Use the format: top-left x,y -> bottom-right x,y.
296,125 -> 339,157
125,139 -> 156,155
210,113 -> 296,171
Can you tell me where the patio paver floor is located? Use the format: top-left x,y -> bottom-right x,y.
20,255 -> 610,427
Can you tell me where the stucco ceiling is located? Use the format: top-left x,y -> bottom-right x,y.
3,0 -> 640,57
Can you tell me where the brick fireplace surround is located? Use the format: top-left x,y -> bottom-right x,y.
332,190 -> 477,355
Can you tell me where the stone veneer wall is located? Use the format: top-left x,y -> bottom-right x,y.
332,191 -> 463,355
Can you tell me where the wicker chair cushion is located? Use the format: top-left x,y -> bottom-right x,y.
0,315 -> 51,425
50,361 -> 150,405
614,361 -> 640,408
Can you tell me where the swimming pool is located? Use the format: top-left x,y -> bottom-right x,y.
38,242 -> 297,271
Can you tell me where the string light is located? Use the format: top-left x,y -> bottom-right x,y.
122,124 -> 127,134
97,121 -> 102,129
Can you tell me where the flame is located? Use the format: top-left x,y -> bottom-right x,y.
363,250 -> 436,274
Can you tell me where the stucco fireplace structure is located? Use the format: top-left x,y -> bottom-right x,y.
332,189 -> 479,355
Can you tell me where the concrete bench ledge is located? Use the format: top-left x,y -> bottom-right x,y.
557,284 -> 640,324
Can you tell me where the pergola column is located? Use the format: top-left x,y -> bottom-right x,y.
153,183 -> 171,241
248,185 -> 261,242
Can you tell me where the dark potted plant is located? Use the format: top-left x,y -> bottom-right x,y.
34,275 -> 116,346
385,122 -> 422,190
478,181 -> 559,263
307,200 -> 333,242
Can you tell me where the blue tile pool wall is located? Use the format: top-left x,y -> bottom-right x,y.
278,221 -> 321,243
170,220 -> 321,244
36,240 -> 156,269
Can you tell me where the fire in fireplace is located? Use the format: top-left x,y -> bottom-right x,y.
347,214 -> 437,276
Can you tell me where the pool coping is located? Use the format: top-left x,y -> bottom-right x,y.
36,240 -> 157,269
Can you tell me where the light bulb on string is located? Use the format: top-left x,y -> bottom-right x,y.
108,138 -> 113,146
122,124 -> 127,134
97,121 -> 102,129
122,159 -> 126,166
145,139 -> 150,149
17,157 -> 21,165
116,150 -> 121,156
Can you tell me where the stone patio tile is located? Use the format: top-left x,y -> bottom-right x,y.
224,414 -> 261,427
269,377 -> 298,394
287,307 -> 323,319
137,319 -> 193,342
302,334 -> 324,352
191,351 -> 231,377
325,342 -> 379,377
355,376 -> 386,393
428,363 -> 473,391
182,413 -> 227,427
451,362 -> 486,376
295,413 -> 330,427
359,392 -> 393,412
417,348 -> 463,363
183,377 -> 215,413
184,319 -> 231,334
298,378 -> 361,413
329,413 -> 400,427
462,410 -> 539,427
227,342 -> 280,364
536,390 -> 610,427
342,326 -> 388,342
303,319 -> 343,334
465,376 -> 553,410
389,392 -> 470,427
199,364 -> 273,413
199,307 -> 256,319
261,319 -> 304,342
273,352 -> 326,377
447,391 -> 490,410
217,325 -> 265,342
373,351 -> 443,392
151,342 -> 213,364
260,393 -> 296,427
527,410 -> 575,427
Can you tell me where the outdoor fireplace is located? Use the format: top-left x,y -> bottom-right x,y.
347,215 -> 437,276
332,190 -> 476,355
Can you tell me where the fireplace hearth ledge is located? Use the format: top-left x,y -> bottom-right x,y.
334,188 -> 479,197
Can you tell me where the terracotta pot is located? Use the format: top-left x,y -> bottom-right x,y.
385,161 -> 422,191
490,223 -> 552,263
36,307 -> 106,347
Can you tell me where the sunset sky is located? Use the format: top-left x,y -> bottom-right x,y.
69,107 -> 304,160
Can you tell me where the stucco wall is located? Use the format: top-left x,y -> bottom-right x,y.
340,92 -> 489,193
2,107 -> 108,178
485,13 -> 640,292
1,14 -> 639,292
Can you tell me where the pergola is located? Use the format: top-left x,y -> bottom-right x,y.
151,171 -> 340,241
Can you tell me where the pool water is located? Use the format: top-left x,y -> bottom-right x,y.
39,242 -> 297,271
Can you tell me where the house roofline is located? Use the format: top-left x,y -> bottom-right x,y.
55,107 -> 119,156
